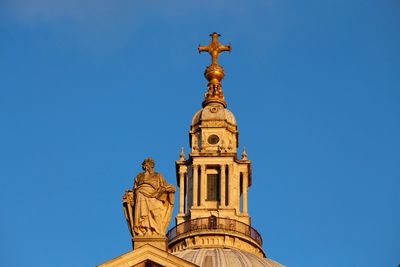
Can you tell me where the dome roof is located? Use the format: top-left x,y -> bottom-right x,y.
173,248 -> 284,267
191,104 -> 237,126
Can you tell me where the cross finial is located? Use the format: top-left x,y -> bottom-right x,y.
198,33 -> 232,108
198,32 -> 232,66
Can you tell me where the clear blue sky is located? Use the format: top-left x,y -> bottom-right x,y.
0,0 -> 399,266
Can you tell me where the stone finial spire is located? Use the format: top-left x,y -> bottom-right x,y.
198,32 -> 232,108
242,147 -> 248,160
179,147 -> 185,161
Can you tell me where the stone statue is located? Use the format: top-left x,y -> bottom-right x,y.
123,158 -> 175,238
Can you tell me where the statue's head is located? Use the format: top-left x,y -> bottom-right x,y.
142,158 -> 155,172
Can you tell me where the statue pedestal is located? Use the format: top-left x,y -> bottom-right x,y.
133,236 -> 168,251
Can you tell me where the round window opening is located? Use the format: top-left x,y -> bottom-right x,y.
208,134 -> 220,144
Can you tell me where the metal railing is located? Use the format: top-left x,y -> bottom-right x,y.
167,216 -> 262,246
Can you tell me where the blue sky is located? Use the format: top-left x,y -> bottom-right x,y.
0,0 -> 399,266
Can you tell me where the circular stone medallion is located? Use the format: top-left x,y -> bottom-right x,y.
208,134 -> 220,144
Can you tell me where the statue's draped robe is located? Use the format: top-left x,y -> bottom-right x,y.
132,172 -> 174,235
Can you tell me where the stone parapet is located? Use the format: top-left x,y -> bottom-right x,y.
167,216 -> 265,257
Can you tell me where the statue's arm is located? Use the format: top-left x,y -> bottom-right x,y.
158,173 -> 167,186
159,174 -> 176,193
134,173 -> 142,188
157,174 -> 174,191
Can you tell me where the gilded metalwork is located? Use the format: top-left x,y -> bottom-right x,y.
198,32 -> 232,108
198,32 -> 232,66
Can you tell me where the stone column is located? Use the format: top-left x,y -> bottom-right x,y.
200,164 -> 207,206
179,170 -> 185,214
228,164 -> 233,207
193,164 -> 198,207
220,164 -> 226,207
242,171 -> 248,214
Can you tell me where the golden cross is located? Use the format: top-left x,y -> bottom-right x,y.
198,32 -> 232,66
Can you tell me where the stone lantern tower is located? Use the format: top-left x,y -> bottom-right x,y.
167,33 -> 284,266
175,33 -> 250,225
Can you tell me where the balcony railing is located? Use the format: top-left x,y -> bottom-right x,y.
167,216 -> 263,246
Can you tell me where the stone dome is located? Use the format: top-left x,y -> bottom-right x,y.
191,104 -> 237,126
173,248 -> 284,267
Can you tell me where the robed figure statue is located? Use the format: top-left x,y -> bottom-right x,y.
123,158 -> 175,238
